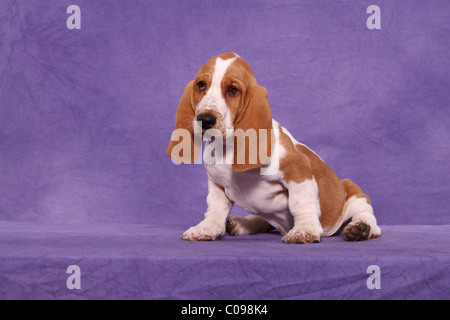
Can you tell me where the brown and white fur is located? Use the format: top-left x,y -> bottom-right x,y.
167,53 -> 381,244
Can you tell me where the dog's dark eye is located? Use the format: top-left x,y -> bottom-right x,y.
228,86 -> 239,96
197,81 -> 206,92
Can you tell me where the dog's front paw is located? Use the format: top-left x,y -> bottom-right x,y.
282,228 -> 322,244
181,221 -> 224,241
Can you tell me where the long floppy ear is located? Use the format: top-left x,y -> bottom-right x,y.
232,85 -> 274,173
166,81 -> 201,164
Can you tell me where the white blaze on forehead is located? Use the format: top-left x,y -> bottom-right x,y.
210,56 -> 237,93
196,56 -> 238,132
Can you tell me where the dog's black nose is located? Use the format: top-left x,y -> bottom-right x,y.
197,113 -> 216,130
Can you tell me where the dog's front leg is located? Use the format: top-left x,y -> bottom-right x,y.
181,179 -> 233,241
282,178 -> 323,244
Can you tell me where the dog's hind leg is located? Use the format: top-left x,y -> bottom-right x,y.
226,214 -> 273,236
341,179 -> 382,241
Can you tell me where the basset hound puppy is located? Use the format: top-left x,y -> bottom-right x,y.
167,52 -> 381,244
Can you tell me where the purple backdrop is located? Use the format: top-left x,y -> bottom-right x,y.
1,0 -> 449,300
1,0 -> 449,226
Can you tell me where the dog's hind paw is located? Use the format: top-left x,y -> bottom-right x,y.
343,221 -> 371,241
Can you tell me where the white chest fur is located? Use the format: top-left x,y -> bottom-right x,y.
205,162 -> 289,215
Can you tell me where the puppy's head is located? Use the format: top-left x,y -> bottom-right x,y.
167,53 -> 273,172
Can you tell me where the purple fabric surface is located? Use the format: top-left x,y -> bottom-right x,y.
1,0 -> 449,299
0,222 -> 449,300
